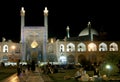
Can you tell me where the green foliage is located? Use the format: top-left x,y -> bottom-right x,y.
99,53 -> 120,76
104,53 -> 120,64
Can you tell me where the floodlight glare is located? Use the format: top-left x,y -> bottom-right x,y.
106,64 -> 111,69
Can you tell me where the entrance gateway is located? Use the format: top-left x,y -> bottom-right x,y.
20,7 -> 48,63
23,27 -> 47,63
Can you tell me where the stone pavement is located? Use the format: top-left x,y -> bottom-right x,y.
1,73 -> 20,82
1,67 -> 45,82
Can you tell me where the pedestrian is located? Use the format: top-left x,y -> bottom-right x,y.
17,59 -> 21,76
31,60 -> 36,72
93,67 -> 102,81
19,70 -> 27,82
27,62 -> 31,71
93,67 -> 100,77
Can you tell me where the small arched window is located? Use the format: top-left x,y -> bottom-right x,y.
59,44 -> 65,52
3,45 -> 9,52
99,42 -> 107,51
77,43 -> 86,52
67,43 -> 75,52
109,42 -> 118,51
88,43 -> 97,51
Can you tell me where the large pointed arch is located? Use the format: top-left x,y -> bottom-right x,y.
67,55 -> 75,64
78,55 -> 87,65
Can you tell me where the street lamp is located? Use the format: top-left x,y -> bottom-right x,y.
106,64 -> 111,69
106,64 -> 111,79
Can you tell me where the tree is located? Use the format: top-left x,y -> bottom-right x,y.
99,53 -> 120,76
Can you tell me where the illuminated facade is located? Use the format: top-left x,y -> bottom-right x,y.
20,7 -> 48,62
0,7 -> 120,65
0,38 -> 21,63
47,22 -> 120,65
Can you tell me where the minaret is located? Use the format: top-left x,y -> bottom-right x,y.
43,7 -> 48,41
66,26 -> 70,38
20,7 -> 25,41
20,7 -> 25,61
88,21 -> 93,41
43,7 -> 48,62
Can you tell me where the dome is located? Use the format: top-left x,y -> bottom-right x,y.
79,27 -> 99,37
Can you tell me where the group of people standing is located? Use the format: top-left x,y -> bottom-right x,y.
17,59 -> 36,76
40,62 -> 58,74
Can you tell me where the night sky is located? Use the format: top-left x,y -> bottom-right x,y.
0,0 -> 120,42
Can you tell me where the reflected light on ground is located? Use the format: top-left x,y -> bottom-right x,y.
11,76 -> 19,82
9,75 -> 20,82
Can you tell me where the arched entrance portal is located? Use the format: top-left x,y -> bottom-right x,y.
78,55 -> 87,66
31,50 -> 38,61
26,40 -> 43,63
67,55 -> 75,64
22,26 -> 47,62
88,54 -> 97,64
59,55 -> 67,64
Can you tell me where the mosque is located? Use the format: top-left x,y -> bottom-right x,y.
0,7 -> 120,66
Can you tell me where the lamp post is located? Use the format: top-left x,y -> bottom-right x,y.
106,64 -> 111,79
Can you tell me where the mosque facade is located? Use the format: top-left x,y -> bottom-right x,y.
0,38 -> 21,65
0,7 -> 120,66
47,23 -> 120,65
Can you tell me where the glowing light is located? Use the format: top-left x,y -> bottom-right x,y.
89,44 -> 94,48
51,38 -> 54,43
106,65 -> 111,69
44,7 -> 48,15
88,43 -> 97,51
66,26 -> 70,30
21,7 -> 25,13
11,45 -> 16,50
11,76 -> 18,82
59,56 -> 67,63
88,21 -> 91,25
20,7 -> 25,16
31,40 -> 38,48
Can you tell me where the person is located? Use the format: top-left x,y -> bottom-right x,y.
81,68 -> 86,76
31,60 -> 36,72
80,67 -> 89,81
19,70 -> 27,82
74,68 -> 83,80
93,67 -> 100,77
46,62 -> 52,74
17,59 -> 21,76
81,73 -> 89,81
93,67 -> 102,81
27,62 -> 31,71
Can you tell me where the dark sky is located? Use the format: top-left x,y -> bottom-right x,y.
0,0 -> 120,42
